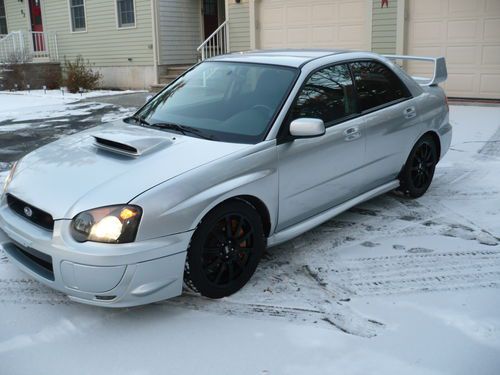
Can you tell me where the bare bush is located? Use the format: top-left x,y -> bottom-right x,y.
64,56 -> 101,93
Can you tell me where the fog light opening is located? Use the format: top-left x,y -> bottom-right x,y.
94,295 -> 117,301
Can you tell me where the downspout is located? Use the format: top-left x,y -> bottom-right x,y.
396,0 -> 406,55
249,0 -> 256,50
150,0 -> 159,85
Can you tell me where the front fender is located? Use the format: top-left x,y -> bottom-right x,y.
131,141 -> 278,241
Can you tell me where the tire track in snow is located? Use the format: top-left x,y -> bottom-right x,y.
327,250 -> 500,297
478,125 -> 500,158
2,250 -> 499,336
164,294 -> 383,338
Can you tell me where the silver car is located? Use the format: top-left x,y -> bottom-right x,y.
0,50 -> 451,307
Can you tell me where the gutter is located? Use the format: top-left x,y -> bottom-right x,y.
151,0 -> 159,85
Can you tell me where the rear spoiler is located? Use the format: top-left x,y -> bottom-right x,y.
383,55 -> 448,87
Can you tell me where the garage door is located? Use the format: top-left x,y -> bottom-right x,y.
407,0 -> 500,99
257,0 -> 370,51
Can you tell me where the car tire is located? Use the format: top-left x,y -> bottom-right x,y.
184,200 -> 266,299
398,134 -> 438,198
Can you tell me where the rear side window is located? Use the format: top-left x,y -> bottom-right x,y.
292,64 -> 356,126
350,61 -> 411,112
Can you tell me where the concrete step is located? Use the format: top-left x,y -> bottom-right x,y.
166,65 -> 191,76
159,74 -> 179,84
150,64 -> 193,92
149,76 -> 177,92
150,83 -> 165,93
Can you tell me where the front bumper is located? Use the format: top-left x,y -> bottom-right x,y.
0,203 -> 193,307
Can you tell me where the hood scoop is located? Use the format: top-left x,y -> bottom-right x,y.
93,134 -> 173,157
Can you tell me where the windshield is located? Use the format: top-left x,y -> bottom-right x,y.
134,62 -> 298,143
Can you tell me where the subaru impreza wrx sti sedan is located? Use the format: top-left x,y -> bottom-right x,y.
0,50 -> 451,307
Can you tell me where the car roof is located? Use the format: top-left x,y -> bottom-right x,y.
210,49 -> 353,68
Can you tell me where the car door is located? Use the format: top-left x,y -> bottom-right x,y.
276,63 -> 366,231
349,60 -> 421,192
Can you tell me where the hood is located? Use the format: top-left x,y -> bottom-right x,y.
7,121 -> 250,219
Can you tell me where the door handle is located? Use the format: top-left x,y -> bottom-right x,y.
404,106 -> 417,119
344,127 -> 358,135
344,127 -> 360,141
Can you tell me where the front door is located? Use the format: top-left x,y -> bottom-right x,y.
203,0 -> 218,39
277,64 -> 366,231
28,0 -> 44,51
348,60 -> 419,192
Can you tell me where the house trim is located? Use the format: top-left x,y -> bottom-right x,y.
31,0 -> 43,32
396,0 -> 405,54
366,0 -> 373,51
150,0 -> 158,84
199,0 -> 204,47
114,0 -> 137,30
67,0 -> 88,34
249,0 -> 255,50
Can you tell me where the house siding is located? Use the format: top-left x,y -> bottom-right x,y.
4,1 -> 30,32
42,0 -> 154,67
158,0 -> 200,65
228,0 -> 250,52
371,0 -> 398,54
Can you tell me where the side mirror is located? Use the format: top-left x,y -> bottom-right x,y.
289,118 -> 325,139
145,94 -> 153,104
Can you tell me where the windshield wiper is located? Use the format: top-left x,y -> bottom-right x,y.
129,114 -> 150,127
149,122 -> 217,141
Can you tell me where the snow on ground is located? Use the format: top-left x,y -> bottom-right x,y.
0,90 -> 140,122
0,92 -> 137,164
0,105 -> 500,375
0,89 -> 144,105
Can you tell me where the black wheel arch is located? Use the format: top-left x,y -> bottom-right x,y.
400,131 -> 441,176
203,195 -> 271,238
424,131 -> 441,161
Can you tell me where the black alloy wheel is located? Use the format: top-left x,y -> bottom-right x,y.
184,200 -> 265,298
399,134 -> 438,198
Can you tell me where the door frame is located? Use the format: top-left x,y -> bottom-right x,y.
275,61 -> 367,231
27,0 -> 47,53
27,0 -> 44,32
200,0 -> 225,41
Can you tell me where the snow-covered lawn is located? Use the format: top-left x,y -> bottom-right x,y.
0,90 -> 141,122
0,105 -> 499,375
1,88 -> 144,105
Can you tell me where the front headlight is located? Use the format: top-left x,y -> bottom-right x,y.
71,205 -> 142,244
1,160 -> 20,200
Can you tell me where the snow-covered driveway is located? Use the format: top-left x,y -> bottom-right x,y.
0,101 -> 499,375
0,90 -> 139,164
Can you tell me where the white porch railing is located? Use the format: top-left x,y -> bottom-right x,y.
0,32 -> 23,61
197,20 -> 229,60
0,31 -> 59,63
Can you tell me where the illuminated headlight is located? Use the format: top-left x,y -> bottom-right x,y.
1,160 -> 20,200
71,205 -> 142,244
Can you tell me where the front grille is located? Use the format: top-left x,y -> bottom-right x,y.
3,242 -> 54,281
6,194 -> 54,231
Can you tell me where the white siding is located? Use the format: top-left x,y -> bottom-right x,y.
158,0 -> 201,65
4,1 -> 30,32
228,1 -> 250,52
371,0 -> 397,54
42,0 -> 154,67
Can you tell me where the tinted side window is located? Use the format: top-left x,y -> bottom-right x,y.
292,64 -> 356,126
350,61 -> 410,112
